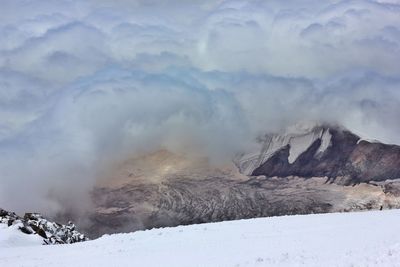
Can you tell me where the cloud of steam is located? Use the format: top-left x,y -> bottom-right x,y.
1,0 -> 400,214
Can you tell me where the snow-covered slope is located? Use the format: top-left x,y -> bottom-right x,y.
1,210 -> 400,267
235,121 -> 333,175
0,223 -> 43,248
0,209 -> 89,245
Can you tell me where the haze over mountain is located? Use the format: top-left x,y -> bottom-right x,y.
1,0 -> 400,223
78,124 -> 400,237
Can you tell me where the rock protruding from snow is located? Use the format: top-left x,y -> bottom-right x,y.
235,122 -> 333,175
0,208 -> 89,245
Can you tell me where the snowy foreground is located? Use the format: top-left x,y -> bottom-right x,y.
1,210 -> 400,267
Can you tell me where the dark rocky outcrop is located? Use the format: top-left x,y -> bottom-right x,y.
253,128 -> 400,185
0,208 -> 89,245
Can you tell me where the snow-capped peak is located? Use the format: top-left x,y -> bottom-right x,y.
235,122 -> 345,175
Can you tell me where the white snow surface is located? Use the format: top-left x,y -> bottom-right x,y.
1,210 -> 400,267
0,223 -> 43,248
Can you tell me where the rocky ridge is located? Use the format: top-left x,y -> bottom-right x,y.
0,208 -> 89,245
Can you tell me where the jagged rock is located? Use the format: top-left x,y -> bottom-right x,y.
0,209 -> 19,225
0,208 -> 89,245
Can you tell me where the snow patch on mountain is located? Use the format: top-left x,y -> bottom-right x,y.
235,121 -> 336,175
315,129 -> 332,158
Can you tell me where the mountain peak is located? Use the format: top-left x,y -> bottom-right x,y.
236,121 -> 352,175
235,121 -> 400,185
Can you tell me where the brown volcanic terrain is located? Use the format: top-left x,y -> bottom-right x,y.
87,176 -> 400,238
69,146 -> 400,238
55,125 -> 400,238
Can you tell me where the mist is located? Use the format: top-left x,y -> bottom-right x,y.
1,0 -> 400,215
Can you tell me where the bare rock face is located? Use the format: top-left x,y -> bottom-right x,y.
348,141 -> 400,183
243,124 -> 400,185
0,208 -> 89,245
76,146 -> 400,238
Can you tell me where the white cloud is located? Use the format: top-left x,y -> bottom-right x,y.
1,0 -> 400,214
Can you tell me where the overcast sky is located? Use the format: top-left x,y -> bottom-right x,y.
1,0 -> 400,213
